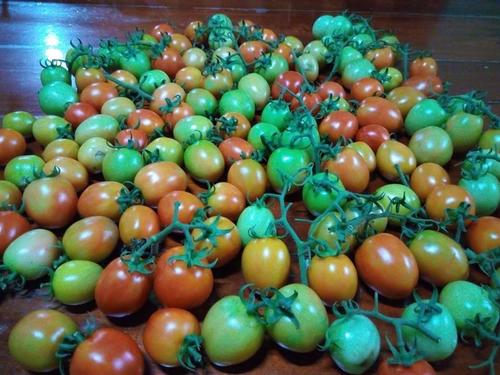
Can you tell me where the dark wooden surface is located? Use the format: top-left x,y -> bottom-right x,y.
0,1 -> 499,374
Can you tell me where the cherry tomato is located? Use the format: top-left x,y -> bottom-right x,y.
43,156 -> 89,192
150,23 -> 174,40
365,47 -> 395,69
157,190 -> 203,226
271,71 -> 304,101
346,141 -> 376,172
0,180 -> 22,207
376,140 -> 417,181
403,75 -> 443,96
153,47 -> 185,77
42,138 -> 80,161
355,124 -> 390,151
219,137 -> 254,165
115,128 -> 149,150
126,109 -> 164,135
409,126 -> 453,166
150,83 -> 186,114
119,205 -> 160,244
240,40 -> 268,64
32,115 -> 72,147
317,81 -> 346,100
410,163 -> 450,201
0,129 -> 26,165
4,155 -> 45,189
77,136 -> 113,174
323,148 -> 370,193
356,97 -> 403,132
267,147 -> 311,194
319,111 -> 358,142
77,181 -> 125,221
52,259 -> 102,305
377,358 -> 436,375
74,114 -> 119,145
206,182 -> 246,221
64,102 -> 98,129
386,86 -> 425,116
410,56 -> 438,77
350,77 -> 384,101
184,140 -> 225,183
80,82 -> 118,111
75,67 -> 105,91
227,159 -> 268,201
425,184 -> 476,221
216,112 -> 251,139
110,69 -> 138,87
466,216 -> 500,253
0,211 -> 30,256
144,137 -> 183,165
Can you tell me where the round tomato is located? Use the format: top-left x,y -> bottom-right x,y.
445,112 -> 483,153
119,205 -> 160,244
267,147 -> 311,194
80,82 -> 118,111
236,204 -> 276,246
410,57 -> 438,77
376,358 -> 436,375
355,124 -> 390,152
52,260 -> 102,305
0,211 -> 30,256
410,163 -> 450,201
376,140 -> 417,181
43,156 -> 89,192
77,181 -> 125,221
386,86 -> 425,116
356,97 -> 403,132
466,216 -> 500,253
271,71 -> 304,102
459,173 -> 500,216
126,108 -> 164,135
218,137 -> 254,165
206,182 -> 246,221
4,155 -> 45,189
350,77 -> 384,101
319,110 -> 359,142
102,148 -> 144,183
404,99 -> 448,135
184,140 -> 225,182
0,129 -> 26,165
409,126 -> 453,166
2,111 -> 35,136
77,137 -> 112,173
115,128 -> 149,150
144,137 -> 183,165
302,172 -> 346,215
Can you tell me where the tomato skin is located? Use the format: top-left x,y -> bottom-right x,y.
80,82 -> 118,111
466,216 -> 500,253
4,155 -> 45,190
144,137 -> 183,165
2,111 -> 35,136
410,57 -> 438,77
409,126 -> 453,166
77,181 -> 125,221
266,284 -> 329,353
375,184 -> 421,223
241,238 -> 290,288
355,124 -> 390,151
410,163 -> 450,201
143,308 -> 200,367
271,71 -> 304,101
42,139 -> 80,161
425,184 -> 476,221
403,75 -> 443,96
77,137 -> 112,174
355,233 -> 419,299
52,260 -> 102,305
95,257 -> 153,317
115,128 -> 149,150
0,211 -> 30,256
386,86 -> 425,116
218,137 -> 254,165
184,140 -> 225,183
153,47 -> 185,77
150,23 -> 174,40
102,148 -> 145,183
157,191 -> 203,226
119,205 -> 160,244
351,77 -> 384,101
319,110 -> 359,142
356,97 -> 403,132
70,328 -> 144,375
459,173 -> 500,216
376,358 -> 436,375
408,230 -> 469,286
63,216 -> 118,262
445,112 -> 483,153
308,255 -> 358,305
218,89 -> 255,121
0,129 -> 26,165
8,309 -> 78,373
126,108 -> 164,135
267,147 -> 311,194
227,159 -> 267,202
150,83 -> 186,114
346,141 -> 376,172
24,176 -> 78,228
0,180 -> 22,207
323,148 -> 370,193
206,182 -> 246,221
134,161 -> 187,206
154,246 -> 214,309
75,114 -> 120,145
376,140 -> 417,181
43,156 -> 89,193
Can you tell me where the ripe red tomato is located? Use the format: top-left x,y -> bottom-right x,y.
425,184 -> 476,221
355,124 -> 390,151
290,92 -> 322,114
239,40 -> 268,64
323,148 -> 370,193
77,181 -> 125,221
350,77 -> 384,101
365,47 -> 395,69
157,191 -> 203,226
0,211 -> 30,256
410,163 -> 450,201
115,128 -> 149,150
355,233 -> 419,299
216,112 -> 251,139
206,182 -> 246,221
154,246 -> 214,309
319,111 -> 359,142
0,129 -> 26,165
403,75 -> 443,96
150,23 -> 174,40
317,81 -> 346,100
153,48 -> 185,77
271,71 -> 304,101
410,57 -> 438,77
162,102 -> 194,130
119,205 -> 160,244
126,109 -> 165,136
219,137 -> 254,166
150,83 -> 186,114
356,97 -> 403,132
80,82 -> 118,111
466,216 -> 500,253
377,357 -> 436,375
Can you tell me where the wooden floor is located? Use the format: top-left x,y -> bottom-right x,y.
0,1 -> 499,374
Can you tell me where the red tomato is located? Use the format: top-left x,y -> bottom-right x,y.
119,205 -> 160,244
227,159 -> 268,201
271,71 -> 304,101
219,137 -> 254,166
355,124 -> 390,151
115,129 -> 149,150
0,211 -> 30,256
466,216 -> 500,253
150,83 -> 186,114
157,191 -> 203,226
410,57 -> 438,77
355,233 -> 419,299
319,111 -> 359,142
290,92 -> 322,114
163,102 -> 194,130
206,182 -> 246,222
126,109 -> 165,136
377,358 -> 436,375
77,181 -> 125,221
365,47 -> 395,69
153,48 -> 185,77
323,148 -> 370,193
356,97 -> 403,132
0,129 -> 26,165
425,184 -> 476,221
351,77 -> 384,101
64,102 -> 98,129
239,40 -> 268,64
410,163 -> 450,201
150,23 -> 174,40
317,81 -> 346,100
403,75 -> 443,96
80,82 -> 119,111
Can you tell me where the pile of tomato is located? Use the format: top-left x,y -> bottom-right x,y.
1,11 -> 499,375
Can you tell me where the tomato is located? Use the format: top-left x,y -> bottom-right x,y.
459,173 -> 500,216
338,46 -> 363,72
346,141 -> 376,172
366,46 -> 395,69
143,308 -> 200,367
24,176 -> 77,228
102,148 -> 144,183
267,147 -> 311,194
157,190 -> 203,226
308,255 -> 358,305
247,121 -> 280,151
203,69 -> 232,98
444,112 -> 483,153
204,182 -> 245,221
227,159 -> 267,201
376,358 -> 436,375
403,75 -> 443,96
184,140 -> 225,182
219,89 -> 256,121
355,233 -> 419,299
32,115 -> 72,147
101,97 -> 136,119
216,112 -> 251,139
479,128 -> 500,150
186,88 -> 217,115
110,69 -> 138,87
42,139 -> 78,162
150,23 -> 174,40
43,156 -> 88,192
376,140 -> 417,181
408,230 -> 469,286
466,216 -> 500,253
404,99 -> 448,136
154,246 -> 214,309
69,328 -> 144,375
0,211 -> 30,256
52,260 -> 102,305
410,57 -> 438,77
8,309 -> 77,372
317,81 -> 346,101
139,69 -> 170,96
266,284 -> 328,353
192,216 -> 241,267
38,81 -> 78,117
0,180 -> 22,207
75,67 -> 105,91
295,53 -> 319,81
271,71 -> 304,102
255,52 -> 289,84
3,229 -> 60,280
173,115 -> 213,146
319,110 -> 358,142
386,86 -> 425,116
237,204 -> 276,246
115,128 -> 148,150
402,301 -> 457,362
325,314 -> 380,374
4,155 -> 45,189
95,257 -> 153,317
313,14 -> 353,38
356,96 -> 403,132
302,172 -> 345,215
355,124 -> 390,152
351,77 -> 384,101
0,129 -> 26,165
160,101 -> 193,130
144,137 -> 183,165
153,47 -> 185,77
74,114 -> 120,145
219,137 -> 254,165
2,111 -> 35,137
303,40 -> 328,69
171,33 -> 192,54
202,295 -> 265,366
78,181 -> 125,221
408,126 -> 453,166
64,102 -> 98,129
323,148 -> 370,193
425,184 -> 476,221
62,216 -> 118,262
375,184 -> 421,222
150,83 -> 186,114
240,40 -> 268,64
80,82 -> 118,111
410,163 -> 450,201
118,205 -> 159,245
77,137 -> 113,173
241,237 -> 290,288
182,47 -> 207,70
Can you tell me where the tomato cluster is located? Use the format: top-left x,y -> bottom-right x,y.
2,11 -> 500,375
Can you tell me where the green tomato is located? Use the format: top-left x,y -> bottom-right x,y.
40,65 -> 71,86
74,114 -> 120,145
381,67 -> 403,91
459,173 -> 500,216
247,122 -> 280,151
53,260 -> 103,305
261,100 -> 293,131
38,81 -> 78,117
295,53 -> 319,82
302,172 -> 346,216
312,15 -> 335,39
4,155 -> 45,189
408,126 -> 453,166
32,115 -> 72,147
304,40 -> 328,69
284,35 -> 304,53
267,147 -> 311,194
439,280 -> 499,337
479,128 -> 500,150
338,46 -> 363,72
266,284 -> 328,353
173,115 -> 213,147
309,211 -> 358,253
139,69 -> 170,95
445,112 -> 483,153
77,137 -> 112,173
350,33 -> 375,49
375,184 -> 421,225
280,121 -> 320,159
119,50 -> 151,78
102,148 -> 144,183
3,229 -> 59,280
144,137 -> 183,165
238,73 -> 271,110
186,88 -> 218,115
237,205 -> 276,245
404,99 -> 448,135
202,295 -> 264,366
255,52 -> 289,83
101,97 -> 136,120
342,58 -> 375,88
402,300 -> 457,362
219,89 -> 255,121
380,34 -> 400,46
325,314 -> 380,375
2,111 -> 35,137
8,309 -> 77,372
226,54 -> 247,83
208,13 -> 233,28
184,140 -> 225,182
208,28 -> 234,49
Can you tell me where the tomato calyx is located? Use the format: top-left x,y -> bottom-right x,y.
317,94 -> 346,118
261,287 -> 300,328
461,148 -> 500,180
120,239 -> 157,275
385,337 -> 425,368
158,94 -> 182,114
117,183 -> 144,213
0,264 -> 25,293
177,334 -> 204,372
437,91 -> 499,127
412,288 -> 443,324
238,284 -> 268,323
56,318 -> 97,373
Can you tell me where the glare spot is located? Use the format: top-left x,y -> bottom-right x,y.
45,48 -> 64,61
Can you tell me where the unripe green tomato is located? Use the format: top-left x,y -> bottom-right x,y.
219,89 -> 255,121
4,155 -> 45,189
40,65 -> 71,86
408,126 -> 453,166
77,137 -> 113,173
261,100 -> 293,131
238,73 -> 271,110
2,111 -> 35,137
75,114 -> 120,145
38,81 -> 78,117
381,67 -> 403,91
32,115 -> 72,147
445,112 -> 484,153
101,97 -> 136,119
52,260 -> 103,305
304,40 -> 328,69
139,69 -> 170,95
295,53 -> 319,82
102,148 -> 144,183
145,137 -> 183,165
